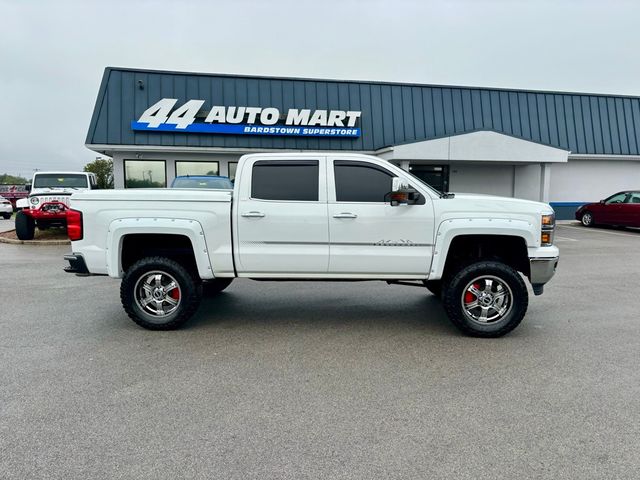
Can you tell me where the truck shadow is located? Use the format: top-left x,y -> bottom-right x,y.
188,283 -> 457,336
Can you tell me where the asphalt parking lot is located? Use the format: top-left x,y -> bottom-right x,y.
0,224 -> 638,479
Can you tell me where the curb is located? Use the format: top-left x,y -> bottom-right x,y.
0,230 -> 70,246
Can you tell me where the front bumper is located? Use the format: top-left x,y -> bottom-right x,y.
529,256 -> 559,295
25,206 -> 68,221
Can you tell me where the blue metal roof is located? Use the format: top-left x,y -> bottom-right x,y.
87,67 -> 640,155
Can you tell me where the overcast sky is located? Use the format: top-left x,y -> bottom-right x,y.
1,0 -> 639,177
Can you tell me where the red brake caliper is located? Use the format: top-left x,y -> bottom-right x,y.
169,288 -> 180,300
465,283 -> 480,303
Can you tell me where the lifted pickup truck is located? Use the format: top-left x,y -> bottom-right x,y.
64,153 -> 558,337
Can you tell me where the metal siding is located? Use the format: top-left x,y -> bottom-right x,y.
607,98 -> 621,154
378,84 -> 393,146
423,88 -> 437,137
460,89 -> 473,131
623,98 -> 637,153
401,86 -> 415,142
527,94 -> 540,142
589,97 -> 603,154
389,85 -> 403,144
451,89 -> 464,133
554,96 -> 568,149
370,84 -> 384,146
572,96 -> 586,153
480,90 -> 492,130
87,67 -> 640,155
470,90 -> 483,129
517,93 -> 530,139
599,97 -> 613,153
615,98 -> 629,154
508,92 -> 521,136
412,87 -> 425,141
631,99 -> 640,154
106,70 -> 122,144
490,91 -> 502,131
536,94 -> 550,145
442,88 -> 455,135
581,96 -> 595,153
359,83 -> 374,150
499,91 -> 511,135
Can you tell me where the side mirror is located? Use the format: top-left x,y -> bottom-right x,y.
25,184 -> 31,193
389,177 -> 422,206
599,199 -> 605,204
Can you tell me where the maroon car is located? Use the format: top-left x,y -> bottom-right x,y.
575,191 -> 640,227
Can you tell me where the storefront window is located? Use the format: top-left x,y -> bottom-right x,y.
228,162 -> 238,181
124,160 -> 166,188
175,161 -> 219,177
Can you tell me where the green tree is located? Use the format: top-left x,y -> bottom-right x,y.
0,173 -> 28,184
84,158 -> 114,189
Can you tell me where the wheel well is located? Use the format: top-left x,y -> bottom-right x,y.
442,235 -> 530,279
121,234 -> 197,274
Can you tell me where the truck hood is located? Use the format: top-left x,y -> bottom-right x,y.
438,192 -> 554,216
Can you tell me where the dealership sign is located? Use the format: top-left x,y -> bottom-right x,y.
131,98 -> 361,138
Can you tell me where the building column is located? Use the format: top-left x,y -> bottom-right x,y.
539,163 -> 551,202
113,153 -> 125,189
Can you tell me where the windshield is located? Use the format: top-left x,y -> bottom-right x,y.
33,174 -> 88,188
172,177 -> 233,189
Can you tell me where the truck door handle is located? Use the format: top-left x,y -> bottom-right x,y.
241,211 -> 265,218
333,213 -> 358,219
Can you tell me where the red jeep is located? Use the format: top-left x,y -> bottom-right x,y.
15,172 -> 97,240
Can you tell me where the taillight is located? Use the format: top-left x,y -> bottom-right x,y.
67,209 -> 83,241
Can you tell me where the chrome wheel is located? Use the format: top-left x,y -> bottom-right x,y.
134,270 -> 182,318
461,275 -> 513,325
581,212 -> 593,226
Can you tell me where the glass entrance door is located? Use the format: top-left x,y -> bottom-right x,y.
409,165 -> 449,193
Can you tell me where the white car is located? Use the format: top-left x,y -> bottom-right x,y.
64,153 -> 559,337
0,197 -> 12,219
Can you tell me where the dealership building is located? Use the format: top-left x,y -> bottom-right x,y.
87,67 -> 640,218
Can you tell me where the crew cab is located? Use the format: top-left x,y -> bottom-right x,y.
15,171 -> 97,240
64,153 -> 558,337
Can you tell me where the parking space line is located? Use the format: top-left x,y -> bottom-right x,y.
558,225 -> 640,238
555,236 -> 578,242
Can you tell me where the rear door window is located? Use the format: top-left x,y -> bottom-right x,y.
251,160 -> 319,201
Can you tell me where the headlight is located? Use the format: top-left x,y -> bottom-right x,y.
541,214 -> 555,227
30,197 -> 40,205
541,213 -> 555,246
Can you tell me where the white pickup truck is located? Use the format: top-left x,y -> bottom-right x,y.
64,153 -> 558,337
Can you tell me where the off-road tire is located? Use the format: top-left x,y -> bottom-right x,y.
15,211 -> 35,240
120,256 -> 202,330
581,211 -> 594,227
442,261 -> 529,338
203,278 -> 233,296
423,280 -> 442,298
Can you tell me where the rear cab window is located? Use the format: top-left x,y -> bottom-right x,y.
251,160 -> 319,201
